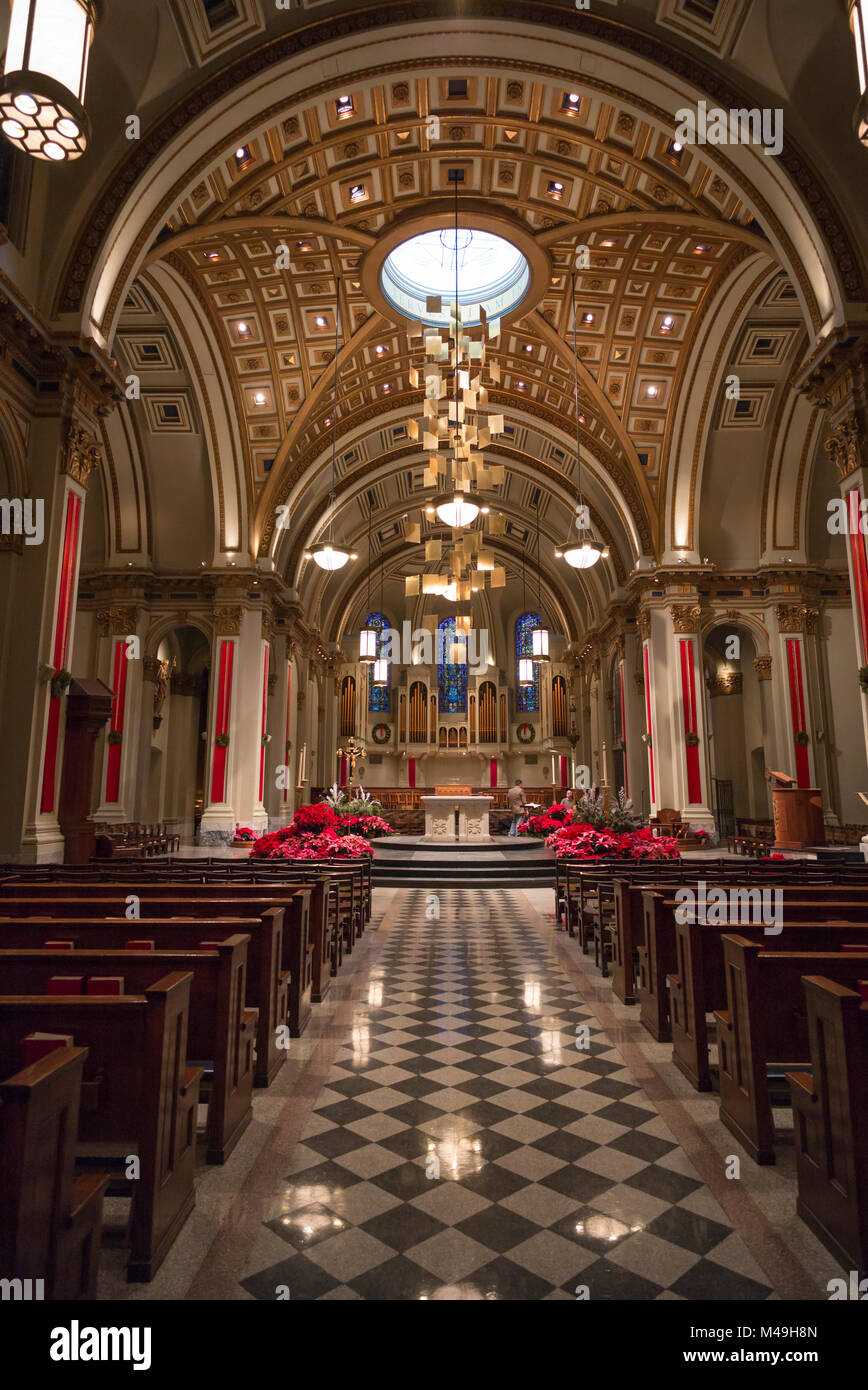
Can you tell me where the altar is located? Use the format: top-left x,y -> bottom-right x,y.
421,786 -> 493,841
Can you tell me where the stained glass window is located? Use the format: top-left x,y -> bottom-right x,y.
437,616 -> 468,713
516,612 -> 541,713
366,612 -> 392,713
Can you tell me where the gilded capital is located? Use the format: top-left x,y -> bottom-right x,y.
753,655 -> 773,681
96,605 -> 139,637
708,671 -> 743,697
670,603 -> 703,635
213,605 -> 243,635
61,422 -> 101,488
824,416 -> 866,481
775,604 -> 818,635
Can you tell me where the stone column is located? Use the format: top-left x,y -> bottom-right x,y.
92,604 -> 144,822
2,412 -> 105,862
662,600 -> 717,834
199,603 -> 269,844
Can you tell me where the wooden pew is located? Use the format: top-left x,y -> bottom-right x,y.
0,1042 -> 109,1299
788,977 -> 868,1273
0,940 -> 256,1164
668,917 -> 868,1090
0,886 -> 304,1057
639,886 -> 868,1042
715,937 -> 868,1164
0,973 -> 200,1281
0,902 -> 287,1087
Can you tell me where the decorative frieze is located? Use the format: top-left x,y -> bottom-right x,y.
96,605 -> 139,637
708,671 -> 743,697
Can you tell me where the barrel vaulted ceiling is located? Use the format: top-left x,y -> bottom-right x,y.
8,1 -> 862,643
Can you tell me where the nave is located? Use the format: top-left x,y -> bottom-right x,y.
99,885 -> 834,1303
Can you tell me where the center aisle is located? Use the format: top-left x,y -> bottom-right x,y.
234,887 -> 772,1301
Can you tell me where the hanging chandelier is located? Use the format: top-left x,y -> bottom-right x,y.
532,496 -> 550,659
359,503 -> 377,658
0,0 -> 101,161
558,271 -> 602,571
308,285 -> 355,572
434,492 -> 479,528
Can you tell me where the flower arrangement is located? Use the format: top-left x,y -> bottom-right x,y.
545,824 -> 680,861
546,803 -> 573,823
518,813 -> 565,837
339,813 -> 393,839
234,826 -> 258,842
693,828 -> 711,843
250,827 -> 372,860
321,785 -> 388,818
574,786 -> 637,832
291,802 -> 339,835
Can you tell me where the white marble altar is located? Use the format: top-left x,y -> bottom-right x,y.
421,794 -> 493,841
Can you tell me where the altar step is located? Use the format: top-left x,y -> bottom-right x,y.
371,839 -> 555,888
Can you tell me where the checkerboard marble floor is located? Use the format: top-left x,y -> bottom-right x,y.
240,889 -> 774,1301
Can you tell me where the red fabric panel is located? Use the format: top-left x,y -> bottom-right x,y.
786,638 -> 810,788
41,492 -> 82,814
105,639 -> 127,804
211,641 -> 235,803
258,645 -> 269,801
643,643 -> 655,804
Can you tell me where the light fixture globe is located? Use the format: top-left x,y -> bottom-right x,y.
433,492 -> 479,529
0,0 -> 100,162
359,627 -> 377,660
371,657 -> 388,687
562,543 -> 602,570
308,542 -> 351,571
518,657 -> 535,685
531,627 -> 550,660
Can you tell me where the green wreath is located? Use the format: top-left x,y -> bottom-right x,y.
371,723 -> 391,744
516,723 -> 536,744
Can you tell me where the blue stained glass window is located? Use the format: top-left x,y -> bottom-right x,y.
516,612 -> 541,713
437,616 -> 468,713
366,611 -> 392,712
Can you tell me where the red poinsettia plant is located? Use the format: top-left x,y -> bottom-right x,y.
251,826 -> 372,860
339,813 -> 393,838
545,823 -> 680,861
291,802 -> 339,835
233,826 -> 258,842
518,813 -> 566,837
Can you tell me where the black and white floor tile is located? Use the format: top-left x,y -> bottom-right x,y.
241,890 -> 773,1301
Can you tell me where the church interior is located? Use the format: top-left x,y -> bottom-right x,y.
1,0 -> 868,1325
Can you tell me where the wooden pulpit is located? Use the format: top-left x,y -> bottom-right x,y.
766,769 -> 825,850
58,678 -> 115,865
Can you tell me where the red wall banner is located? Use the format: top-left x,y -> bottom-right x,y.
848,488 -> 868,662
210,640 -> 235,803
40,490 -> 82,814
490,757 -> 497,789
786,638 -> 811,788
409,757 -> 416,789
618,662 -> 628,797
679,639 -> 703,804
643,642 -> 655,805
104,638 -> 128,804
283,662 -> 291,803
258,645 -> 269,802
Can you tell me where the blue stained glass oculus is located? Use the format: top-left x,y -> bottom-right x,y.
366,611 -> 391,712
516,612 -> 541,713
437,616 -> 468,713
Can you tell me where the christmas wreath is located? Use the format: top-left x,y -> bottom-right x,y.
371,723 -> 391,744
516,722 -> 536,744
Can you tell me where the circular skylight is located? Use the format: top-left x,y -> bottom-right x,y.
381,229 -> 529,327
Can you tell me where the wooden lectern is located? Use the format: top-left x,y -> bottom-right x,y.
766,770 -> 825,850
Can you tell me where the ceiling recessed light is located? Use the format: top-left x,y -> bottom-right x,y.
646,384 -> 660,398
375,345 -> 386,354
336,95 -> 355,119
547,179 -> 564,198
237,322 -> 251,336
661,315 -> 675,332
694,244 -> 709,254
524,344 -> 533,353
315,315 -> 327,328
582,312 -> 595,325
600,238 -> 615,248
349,184 -> 367,203
253,391 -> 267,406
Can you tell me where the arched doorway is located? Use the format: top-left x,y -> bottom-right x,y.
703,625 -> 771,829
148,625 -> 210,840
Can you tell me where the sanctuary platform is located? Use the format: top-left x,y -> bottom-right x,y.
371,834 -> 555,888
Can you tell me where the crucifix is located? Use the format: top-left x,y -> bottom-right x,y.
337,736 -> 367,784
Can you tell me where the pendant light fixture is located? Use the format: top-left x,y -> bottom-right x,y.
558,273 -> 602,570
0,0 -> 101,161
532,494 -> 550,660
307,284 -> 356,571
518,546 -> 534,686
433,178 -> 479,530
359,501 -> 377,659
371,554 -> 388,687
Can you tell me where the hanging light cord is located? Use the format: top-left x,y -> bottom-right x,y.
452,177 -> 460,493
328,279 -> 341,544
571,270 -> 585,535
